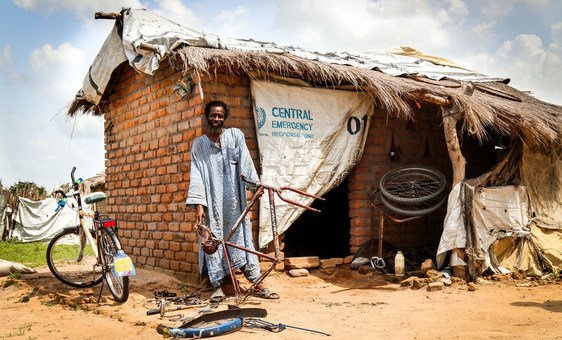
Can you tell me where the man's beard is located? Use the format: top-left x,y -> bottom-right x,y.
209,121 -> 224,134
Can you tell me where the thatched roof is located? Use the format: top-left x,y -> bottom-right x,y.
69,9 -> 562,149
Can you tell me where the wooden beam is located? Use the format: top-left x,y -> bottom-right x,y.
95,12 -> 122,20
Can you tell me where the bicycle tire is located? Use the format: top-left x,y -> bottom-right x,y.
46,227 -> 103,288
157,318 -> 243,338
380,193 -> 447,217
99,228 -> 129,303
379,166 -> 446,204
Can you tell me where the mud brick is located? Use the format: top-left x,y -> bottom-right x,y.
284,256 -> 320,269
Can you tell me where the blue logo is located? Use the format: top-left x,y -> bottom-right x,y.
256,107 -> 266,130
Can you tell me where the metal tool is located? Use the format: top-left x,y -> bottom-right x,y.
245,318 -> 331,336
146,299 -> 207,317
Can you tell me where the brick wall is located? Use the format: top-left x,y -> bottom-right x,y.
103,63 -> 258,281
103,62 -> 451,279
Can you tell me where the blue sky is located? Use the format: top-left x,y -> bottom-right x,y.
1,0 -> 561,190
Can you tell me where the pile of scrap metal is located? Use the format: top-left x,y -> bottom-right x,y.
437,143 -> 562,279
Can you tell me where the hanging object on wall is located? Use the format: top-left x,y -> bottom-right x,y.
388,132 -> 401,160
175,76 -> 194,99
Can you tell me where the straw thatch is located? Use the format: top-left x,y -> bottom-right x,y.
70,45 -> 562,149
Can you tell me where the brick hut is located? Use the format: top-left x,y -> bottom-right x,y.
69,9 -> 562,281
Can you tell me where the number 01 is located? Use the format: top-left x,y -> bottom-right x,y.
347,115 -> 368,135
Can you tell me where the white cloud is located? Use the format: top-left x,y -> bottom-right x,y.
12,0 -> 144,17
0,45 -> 13,68
211,6 -> 250,38
271,0 -> 457,54
28,42 -> 86,102
153,0 -> 200,27
439,0 -> 469,24
460,32 -> 562,105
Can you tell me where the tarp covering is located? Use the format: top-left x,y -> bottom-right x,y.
520,144 -> 562,231
437,145 -> 562,275
251,80 -> 373,248
11,197 -> 83,243
76,8 -> 506,108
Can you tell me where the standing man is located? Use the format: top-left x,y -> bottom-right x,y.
186,100 -> 279,302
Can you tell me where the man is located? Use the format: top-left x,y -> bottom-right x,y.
186,100 -> 279,302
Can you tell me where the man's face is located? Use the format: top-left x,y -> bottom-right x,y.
207,106 -> 226,132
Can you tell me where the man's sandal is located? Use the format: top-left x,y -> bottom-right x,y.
210,288 -> 225,303
253,288 -> 279,300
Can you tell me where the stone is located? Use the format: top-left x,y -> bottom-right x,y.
451,277 -> 466,285
420,259 -> 436,274
288,269 -> 309,277
320,258 -> 343,269
343,255 -> 354,265
413,278 -> 429,290
350,257 -> 370,269
427,281 -> 445,292
467,282 -> 478,291
284,256 -> 320,269
400,276 -> 419,288
425,269 -> 443,280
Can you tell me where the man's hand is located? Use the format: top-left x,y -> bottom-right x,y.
196,204 -> 205,226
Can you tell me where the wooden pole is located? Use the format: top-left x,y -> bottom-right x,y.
442,82 -> 474,281
95,12 -> 122,20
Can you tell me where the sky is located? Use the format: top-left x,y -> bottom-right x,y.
0,0 -> 561,191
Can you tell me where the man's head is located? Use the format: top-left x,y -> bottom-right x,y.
204,100 -> 229,133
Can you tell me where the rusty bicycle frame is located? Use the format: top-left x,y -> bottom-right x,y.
200,176 -> 324,303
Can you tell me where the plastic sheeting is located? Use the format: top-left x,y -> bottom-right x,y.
11,197 -> 84,243
436,183 -> 466,268
520,144 -> 562,231
76,8 -> 506,108
251,80 -> 373,248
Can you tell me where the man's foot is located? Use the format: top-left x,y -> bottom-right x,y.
253,287 -> 279,300
210,287 -> 225,303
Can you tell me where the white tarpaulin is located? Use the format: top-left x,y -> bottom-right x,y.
12,197 -> 83,243
251,80 -> 374,248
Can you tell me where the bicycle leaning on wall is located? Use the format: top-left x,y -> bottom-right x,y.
46,167 -> 134,303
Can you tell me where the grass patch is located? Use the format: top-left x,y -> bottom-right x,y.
0,240 -> 49,268
0,238 -> 96,269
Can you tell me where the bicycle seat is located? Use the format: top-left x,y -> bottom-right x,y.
84,191 -> 107,204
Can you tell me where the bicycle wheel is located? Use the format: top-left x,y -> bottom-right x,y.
380,166 -> 446,204
157,318 -> 243,338
99,228 -> 129,303
380,193 -> 447,217
46,227 -> 103,288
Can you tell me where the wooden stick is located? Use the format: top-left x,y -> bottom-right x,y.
95,12 -> 122,20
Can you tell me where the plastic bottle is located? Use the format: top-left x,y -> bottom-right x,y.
394,251 -> 405,276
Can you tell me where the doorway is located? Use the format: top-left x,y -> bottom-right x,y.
283,180 -> 351,258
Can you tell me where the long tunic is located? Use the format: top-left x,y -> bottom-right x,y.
186,128 -> 260,287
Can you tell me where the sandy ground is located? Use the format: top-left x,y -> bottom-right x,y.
0,266 -> 560,340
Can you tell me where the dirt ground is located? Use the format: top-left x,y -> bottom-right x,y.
0,265 -> 560,340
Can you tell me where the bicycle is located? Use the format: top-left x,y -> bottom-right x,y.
198,175 -> 324,303
46,167 -> 132,303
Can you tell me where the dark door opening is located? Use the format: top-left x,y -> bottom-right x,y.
283,180 -> 350,258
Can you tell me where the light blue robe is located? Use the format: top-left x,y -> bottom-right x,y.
186,128 -> 260,287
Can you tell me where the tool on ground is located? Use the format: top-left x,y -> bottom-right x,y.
178,306 -> 267,328
146,299 -> 207,317
245,318 -> 331,336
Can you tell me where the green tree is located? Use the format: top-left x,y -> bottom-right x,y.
8,181 -> 47,201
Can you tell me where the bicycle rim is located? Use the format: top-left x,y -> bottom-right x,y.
99,229 -> 129,302
380,166 -> 446,204
46,228 -> 103,288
